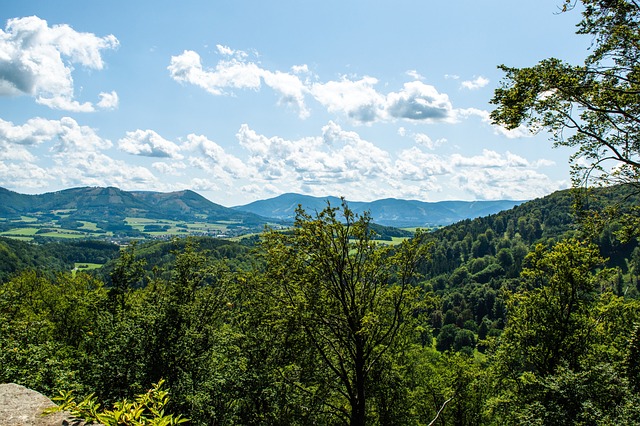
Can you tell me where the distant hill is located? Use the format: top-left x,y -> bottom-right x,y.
233,193 -> 525,227
0,187 -> 278,240
0,186 -> 267,223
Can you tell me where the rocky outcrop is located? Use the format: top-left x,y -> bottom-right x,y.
0,383 -> 85,426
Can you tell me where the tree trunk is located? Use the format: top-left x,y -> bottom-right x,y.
351,341 -> 366,426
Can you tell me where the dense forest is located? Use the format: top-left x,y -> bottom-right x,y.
1,183 -> 640,425
2,1 -> 640,424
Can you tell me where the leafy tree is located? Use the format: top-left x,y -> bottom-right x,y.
497,239 -> 610,377
109,242 -> 146,311
491,0 -> 640,239
491,0 -> 640,190
260,201 -> 430,426
490,238 -> 640,424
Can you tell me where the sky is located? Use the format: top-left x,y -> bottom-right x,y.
0,0 -> 591,207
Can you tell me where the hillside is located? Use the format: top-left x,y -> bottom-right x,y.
0,187 -> 264,222
233,193 -> 525,227
0,187 -> 277,240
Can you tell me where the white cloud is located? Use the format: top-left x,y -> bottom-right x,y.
461,76 -> 489,90
216,44 -> 236,56
168,45 -> 465,125
310,76 -> 384,123
189,177 -> 220,192
451,149 -> 530,168
184,133 -> 250,180
0,16 -> 118,111
386,81 -> 457,122
460,107 -> 535,139
50,151 -> 158,189
262,70 -> 310,118
395,147 -> 451,180
97,91 -> 119,109
406,70 -> 424,80
168,49 -> 263,95
453,167 -> 564,200
118,129 -> 183,159
0,116 -> 112,153
0,161 -> 49,188
0,117 -> 61,145
168,49 -> 310,118
152,161 -> 187,175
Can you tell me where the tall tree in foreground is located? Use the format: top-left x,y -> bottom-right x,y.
490,0 -> 640,240
491,0 -> 639,190
260,201 -> 429,426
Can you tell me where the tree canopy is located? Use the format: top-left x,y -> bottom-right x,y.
490,0 -> 640,191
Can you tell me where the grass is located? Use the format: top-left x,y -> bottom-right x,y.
73,262 -> 103,277
37,231 -> 85,239
0,227 -> 40,236
74,262 -> 103,270
79,221 -> 99,231
17,216 -> 39,223
125,217 -> 232,236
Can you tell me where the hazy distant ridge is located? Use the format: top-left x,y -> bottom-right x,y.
233,193 -> 525,227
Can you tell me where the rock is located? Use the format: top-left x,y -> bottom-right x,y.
0,383 -> 86,426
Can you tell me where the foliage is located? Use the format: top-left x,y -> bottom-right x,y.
490,238 -> 640,424
491,0 -> 640,188
260,200 -> 430,425
45,379 -> 188,425
491,0 -> 640,242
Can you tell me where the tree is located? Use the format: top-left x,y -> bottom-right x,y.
490,238 -> 640,423
109,242 -> 146,311
490,0 -> 640,191
497,239 -> 609,377
260,201 -> 430,426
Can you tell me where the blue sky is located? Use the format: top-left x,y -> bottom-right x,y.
0,1 -> 590,206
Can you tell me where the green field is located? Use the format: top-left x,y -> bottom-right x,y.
73,262 -> 104,277
0,227 -> 39,236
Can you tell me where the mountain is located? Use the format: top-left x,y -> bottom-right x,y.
233,193 -> 525,227
0,187 -> 269,230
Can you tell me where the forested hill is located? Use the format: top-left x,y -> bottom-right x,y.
233,192 -> 525,227
423,184 -> 640,281
0,186 -> 270,225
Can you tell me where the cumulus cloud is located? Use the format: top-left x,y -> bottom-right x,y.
397,127 -> 447,150
152,161 -> 186,175
0,116 -> 112,152
0,161 -> 49,188
168,48 -> 310,118
395,147 -> 451,181
0,116 -> 160,192
461,76 -> 489,90
118,129 -> 183,159
184,133 -> 250,180
460,107 -> 535,139
51,151 -> 157,189
450,149 -> 532,169
311,76 -> 384,122
453,167 -> 564,200
386,81 -> 456,122
406,70 -> 424,80
97,91 -> 119,109
168,45 -> 468,125
0,16 -> 119,111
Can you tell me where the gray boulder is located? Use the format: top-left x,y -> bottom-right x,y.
0,383 -> 86,426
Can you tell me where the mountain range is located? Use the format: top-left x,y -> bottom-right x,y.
0,186 -> 525,229
233,193 -> 525,227
0,186 -> 267,225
